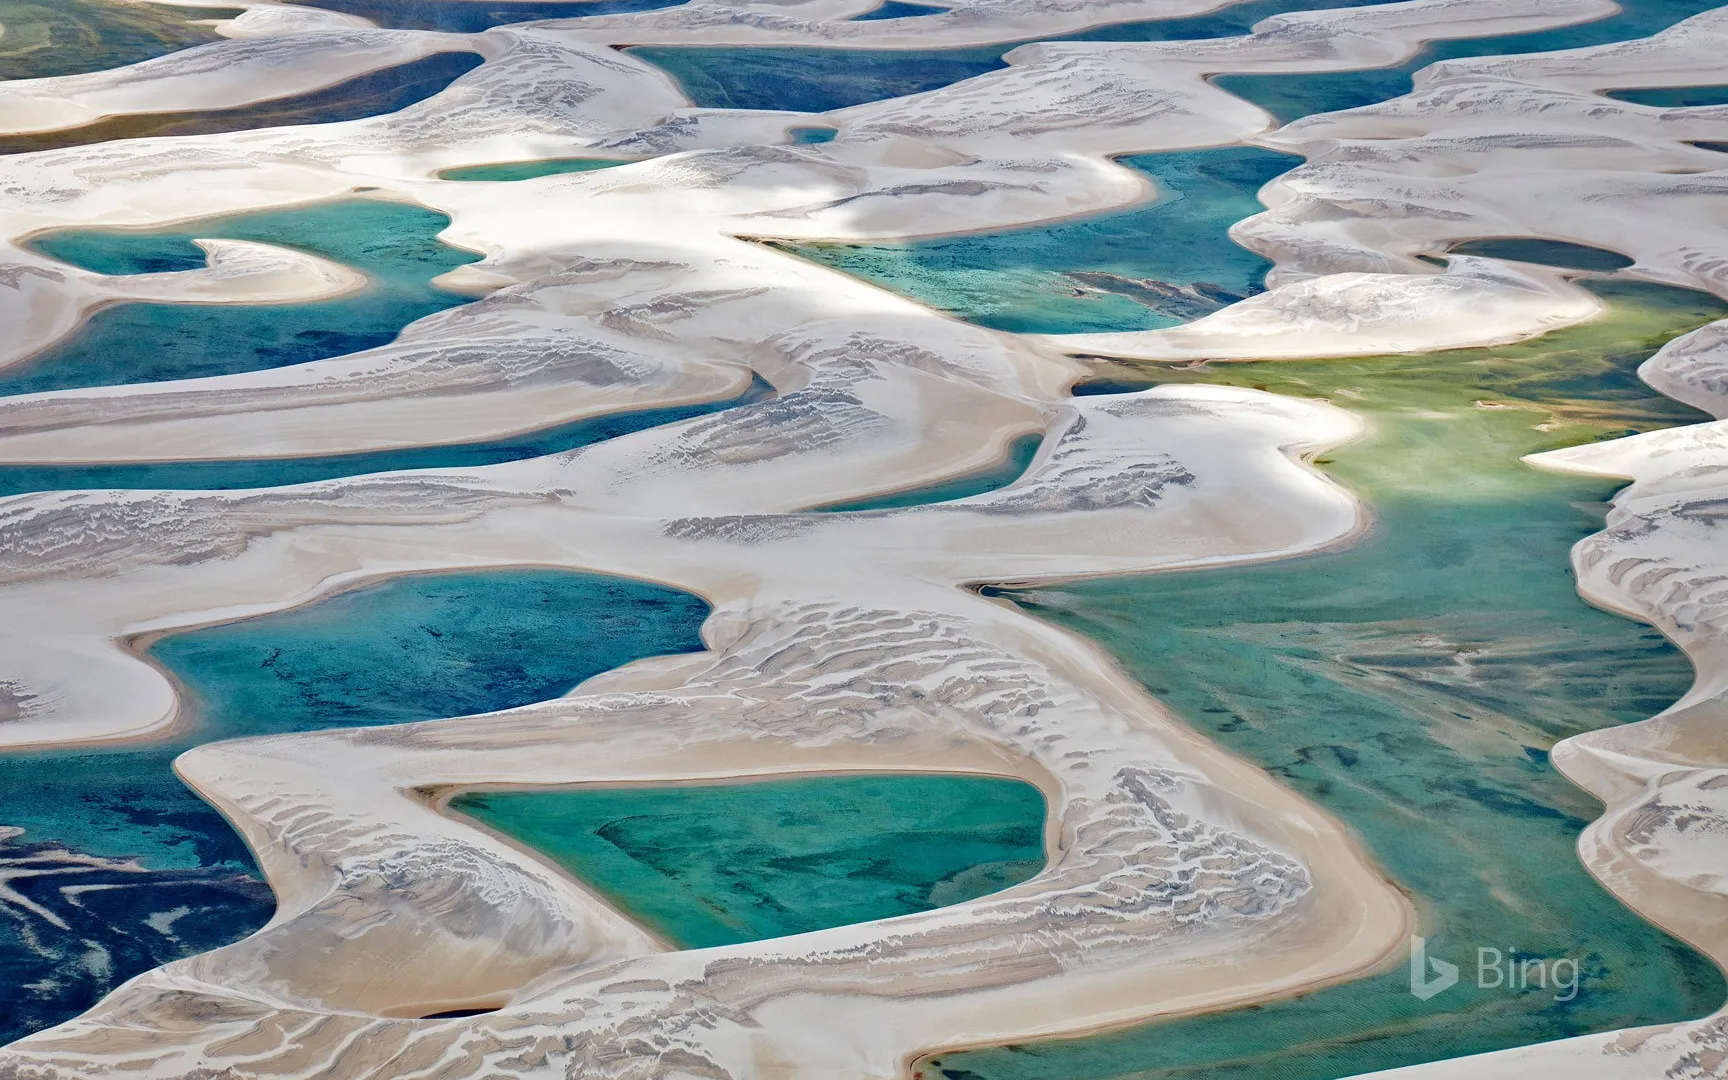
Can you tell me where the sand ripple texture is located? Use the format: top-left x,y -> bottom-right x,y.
0,0 -> 1720,1077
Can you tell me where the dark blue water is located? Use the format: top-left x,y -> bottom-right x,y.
8,201 -> 478,397
851,1 -> 947,21
0,52 -> 484,155
1605,83 -> 1728,107
1214,0 -> 1725,123
781,147 -> 1297,334
814,432 -> 1041,510
288,0 -> 684,31
0,379 -> 770,500
790,125 -> 839,143
0,568 -> 711,1046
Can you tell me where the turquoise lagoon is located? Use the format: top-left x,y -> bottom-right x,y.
452,774 -> 1047,948
920,280 -> 1728,1080
0,569 -> 711,1045
9,200 -> 479,396
0,52 -> 485,156
778,147 -> 1297,334
150,570 -> 711,735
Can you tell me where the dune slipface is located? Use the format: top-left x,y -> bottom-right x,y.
0,0 -> 1722,1079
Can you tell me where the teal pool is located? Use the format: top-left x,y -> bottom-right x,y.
451,773 -> 1047,948
152,569 -> 712,736
9,200 -> 479,396
778,147 -> 1296,334
923,280 -> 1728,1080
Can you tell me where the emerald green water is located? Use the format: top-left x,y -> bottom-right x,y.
779,148 -> 1297,334
925,280 -> 1728,1080
10,200 -> 477,396
451,774 -> 1046,948
814,432 -> 1041,510
438,158 -> 627,182
0,0 -> 238,80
